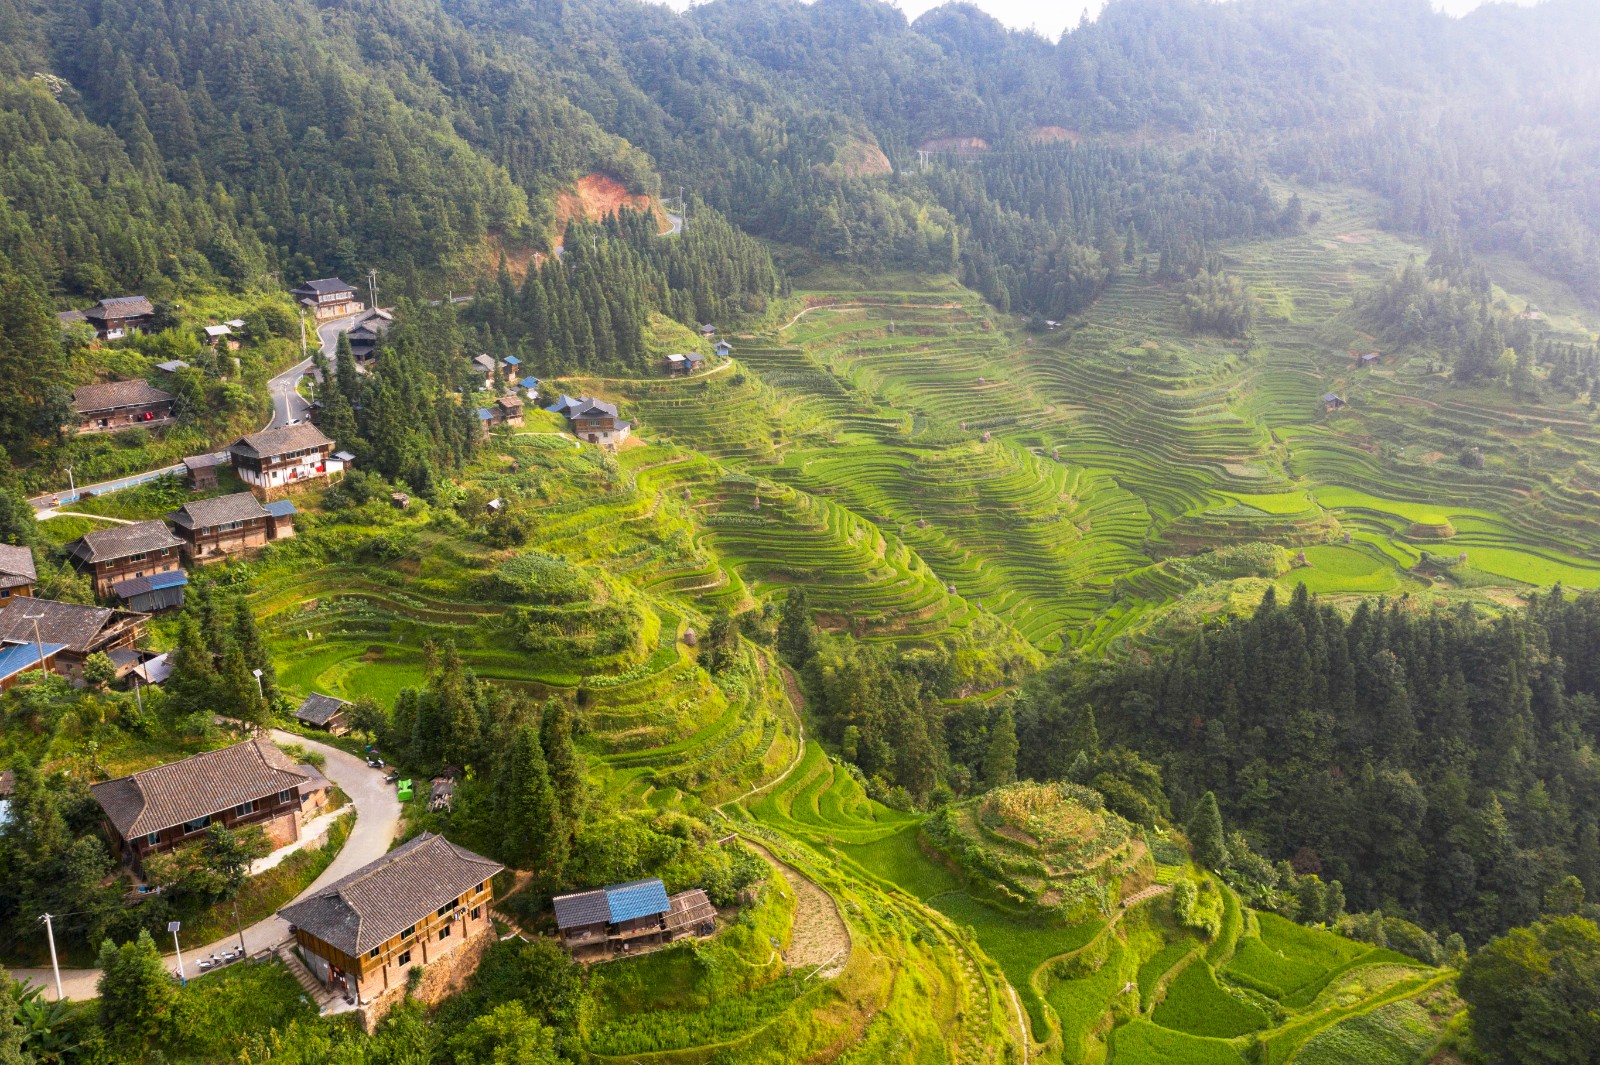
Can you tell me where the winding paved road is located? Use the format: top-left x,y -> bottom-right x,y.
266,313 -> 364,430
13,730 -> 400,1001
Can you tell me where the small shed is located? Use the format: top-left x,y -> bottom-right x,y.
391,492 -> 410,510
501,355 -> 521,369
1322,393 -> 1346,411
182,453 -> 227,491
1358,352 -> 1380,366
111,570 -> 188,613
295,692 -> 352,735
428,777 -> 455,812
698,324 -> 715,338
127,651 -> 173,687
663,889 -> 717,942
155,360 -> 190,374
714,341 -> 731,358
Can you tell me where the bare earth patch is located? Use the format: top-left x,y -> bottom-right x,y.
749,841 -> 850,978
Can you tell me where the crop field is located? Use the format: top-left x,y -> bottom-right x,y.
1150,961 -> 1270,1038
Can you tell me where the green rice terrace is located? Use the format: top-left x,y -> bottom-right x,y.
732,744 -> 1460,1065
171,183 -> 1577,1063
557,186 -> 1600,655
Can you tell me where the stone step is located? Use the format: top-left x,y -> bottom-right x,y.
275,944 -> 339,1010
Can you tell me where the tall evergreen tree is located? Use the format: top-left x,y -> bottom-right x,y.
983,707 -> 1018,790
1188,791 -> 1228,871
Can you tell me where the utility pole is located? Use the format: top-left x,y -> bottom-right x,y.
233,898 -> 247,956
65,466 -> 75,505
299,310 -> 307,360
169,921 -> 185,985
40,914 -> 63,1002
23,611 -> 47,677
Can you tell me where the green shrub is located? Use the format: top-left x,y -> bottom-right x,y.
488,550 -> 596,605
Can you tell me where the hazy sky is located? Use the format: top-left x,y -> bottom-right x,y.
663,0 -> 1542,43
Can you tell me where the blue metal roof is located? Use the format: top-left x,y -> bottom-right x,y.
264,500 -> 298,518
0,641 -> 66,680
477,407 -> 495,420
113,570 -> 189,598
502,355 -> 521,366
519,377 -> 540,389
605,879 -> 670,923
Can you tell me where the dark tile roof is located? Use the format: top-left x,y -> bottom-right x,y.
182,453 -> 227,471
0,770 -> 12,797
84,296 -> 154,321
294,279 -> 355,296
553,888 -> 611,930
71,380 -> 173,413
496,396 -> 522,412
68,520 -> 182,564
168,492 -> 269,530
472,354 -> 497,372
278,832 -> 502,955
0,544 -> 37,588
230,423 -> 333,460
90,739 -> 308,838
296,763 -> 331,794
57,310 -> 87,326
0,598 -> 126,654
295,693 -> 350,727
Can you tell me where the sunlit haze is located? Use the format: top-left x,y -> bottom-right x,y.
662,0 -> 1542,42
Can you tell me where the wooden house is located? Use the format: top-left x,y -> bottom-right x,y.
346,309 -> 393,365
662,353 -> 705,376
545,395 -> 631,448
80,297 -> 155,340
553,878 -> 673,957
714,341 -> 732,358
1359,352 -> 1381,366
90,739 -> 318,869
494,395 -> 524,426
295,693 -> 352,736
1323,393 -> 1347,411
279,832 -> 502,1003
471,353 -> 497,385
66,521 -> 184,597
0,598 -> 147,679
111,571 -> 188,613
699,324 -> 716,338
168,491 -> 294,564
71,380 -> 176,435
292,279 -> 363,321
182,453 -> 227,491
204,324 -> 240,351
0,545 -> 37,601
229,424 -> 341,490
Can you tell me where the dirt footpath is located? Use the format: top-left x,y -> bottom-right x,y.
747,840 -> 850,979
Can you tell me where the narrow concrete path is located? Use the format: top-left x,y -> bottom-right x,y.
12,730 -> 400,1000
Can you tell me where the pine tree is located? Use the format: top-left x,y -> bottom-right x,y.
493,723 -> 562,872
982,707 -> 1019,790
1187,791 -> 1228,871
96,930 -> 179,1052
231,601 -> 276,704
539,699 -> 584,823
166,614 -> 217,715
777,588 -> 815,664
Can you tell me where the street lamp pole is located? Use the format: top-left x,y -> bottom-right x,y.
251,667 -> 265,703
168,921 -> 185,985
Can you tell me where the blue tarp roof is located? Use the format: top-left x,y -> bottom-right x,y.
264,500 -> 298,518
113,570 -> 189,599
0,641 -> 66,680
605,879 -> 670,923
